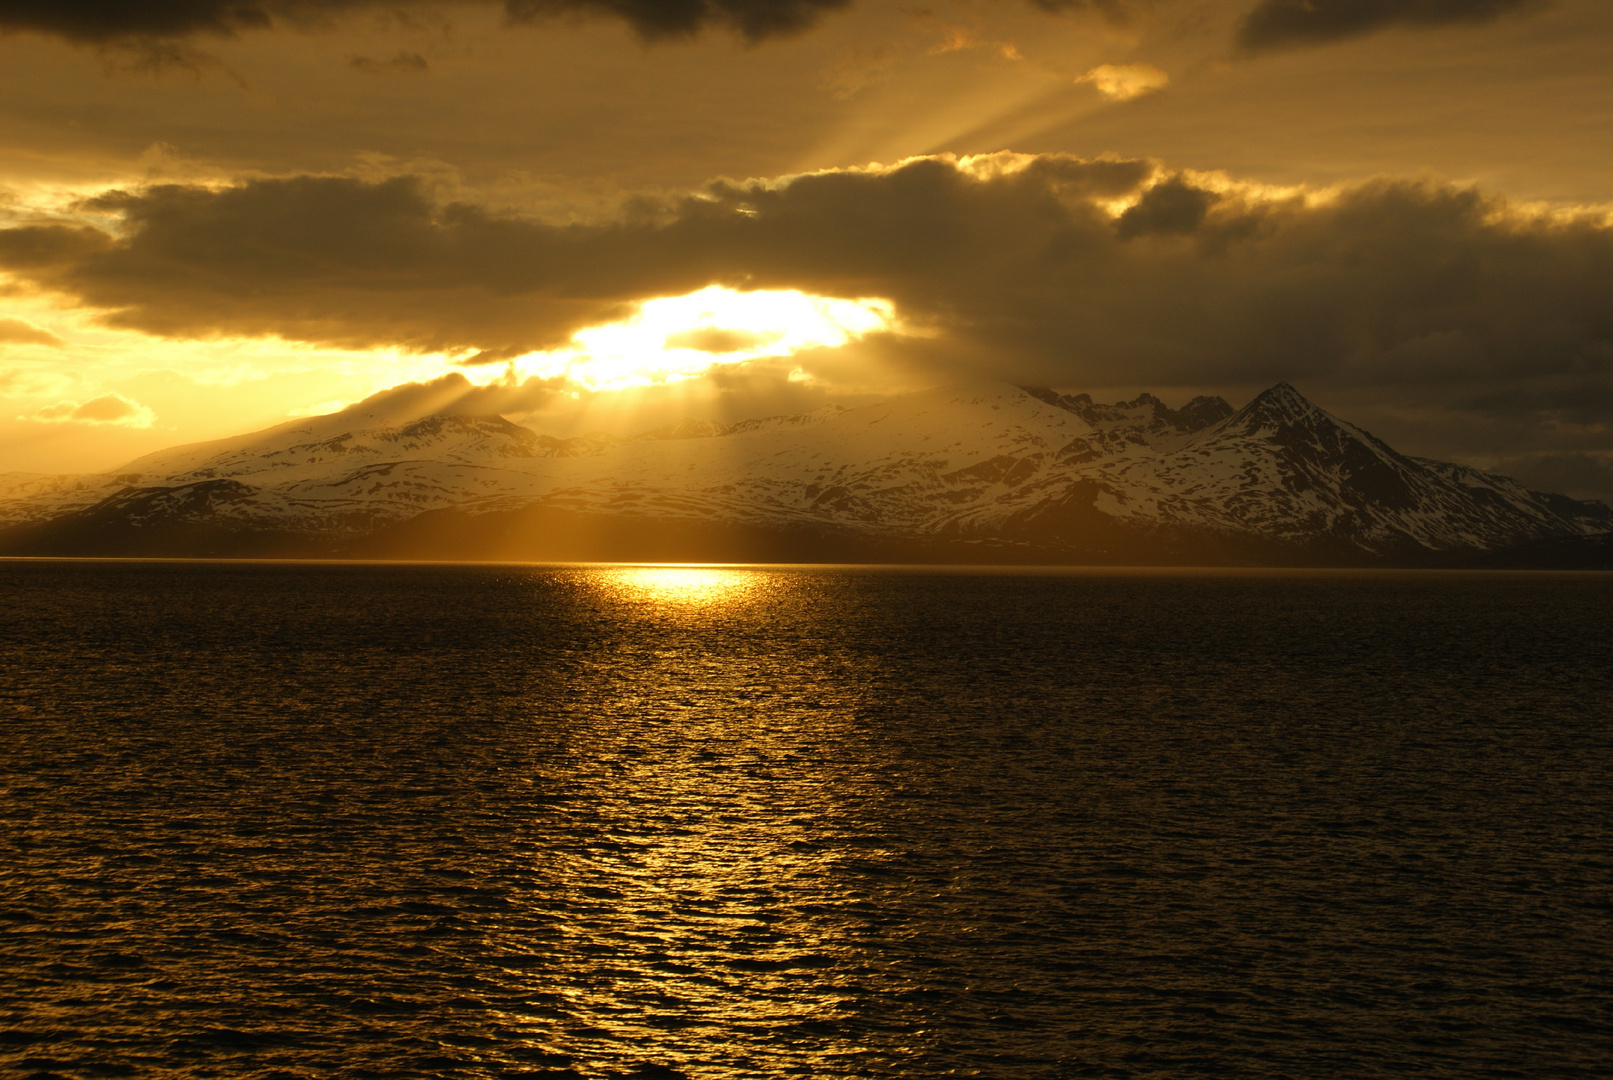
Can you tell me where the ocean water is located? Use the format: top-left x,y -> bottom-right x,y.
1,560 -> 1610,1079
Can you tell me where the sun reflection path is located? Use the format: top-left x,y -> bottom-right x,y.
599,565 -> 766,607
494,563 -> 913,1077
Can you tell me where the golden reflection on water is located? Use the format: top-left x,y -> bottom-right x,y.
493,563 -> 889,1073
597,565 -> 765,607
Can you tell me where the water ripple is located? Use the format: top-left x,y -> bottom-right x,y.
1,562 -> 1610,1078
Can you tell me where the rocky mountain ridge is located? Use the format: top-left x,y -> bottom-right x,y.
2,382 -> 1607,564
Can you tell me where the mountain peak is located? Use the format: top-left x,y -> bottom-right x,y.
1232,382 -> 1319,428
1260,381 -> 1312,407
1020,386 -> 1232,435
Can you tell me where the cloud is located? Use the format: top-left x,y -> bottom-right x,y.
507,0 -> 852,42
1115,176 -> 1216,237
664,327 -> 778,352
297,371 -> 576,425
0,0 -> 853,44
1025,0 -> 1135,19
349,51 -> 429,74
326,365 -> 851,438
0,0 -> 281,41
4,153 -> 1613,461
1075,62 -> 1168,101
1237,0 -> 1545,53
0,0 -> 1541,55
32,392 -> 156,427
0,318 -> 64,347
0,156 -> 1151,357
0,174 -> 621,356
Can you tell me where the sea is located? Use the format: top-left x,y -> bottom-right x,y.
2,560 -> 1610,1079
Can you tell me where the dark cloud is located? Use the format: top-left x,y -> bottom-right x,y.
14,174 -> 634,355
1237,0 -> 1544,52
0,0 -> 852,43
0,0 -> 1551,56
0,222 -> 111,268
506,0 -> 851,41
1116,178 -> 1218,239
0,0 -> 293,41
0,156 -> 1156,356
3,153 -> 1613,460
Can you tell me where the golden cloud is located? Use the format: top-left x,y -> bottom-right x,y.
1075,62 -> 1169,101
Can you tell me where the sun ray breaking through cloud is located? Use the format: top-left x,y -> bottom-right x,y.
509,285 -> 899,390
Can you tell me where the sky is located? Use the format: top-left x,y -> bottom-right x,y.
1,0 -> 1611,498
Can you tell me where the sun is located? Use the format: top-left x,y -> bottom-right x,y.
512,285 -> 897,390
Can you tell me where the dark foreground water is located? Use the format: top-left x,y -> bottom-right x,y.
2,562 -> 1611,1080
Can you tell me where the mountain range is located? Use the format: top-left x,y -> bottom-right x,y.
3,382 -> 1609,566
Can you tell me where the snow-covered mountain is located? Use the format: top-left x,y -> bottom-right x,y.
2,382 -> 1608,563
